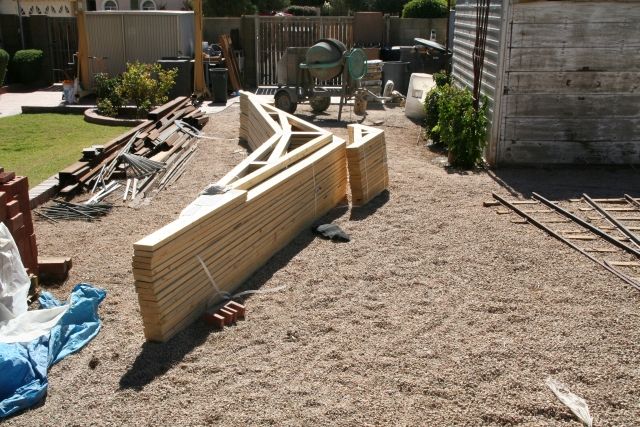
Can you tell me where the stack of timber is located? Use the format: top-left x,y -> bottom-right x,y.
362,60 -> 383,96
55,97 -> 209,202
346,124 -> 389,206
132,91 -> 348,342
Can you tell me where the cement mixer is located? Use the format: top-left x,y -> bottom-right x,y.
274,38 -> 368,120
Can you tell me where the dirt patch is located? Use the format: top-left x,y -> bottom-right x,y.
8,102 -> 640,426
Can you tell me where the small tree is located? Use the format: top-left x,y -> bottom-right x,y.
402,0 -> 447,18
118,62 -> 177,118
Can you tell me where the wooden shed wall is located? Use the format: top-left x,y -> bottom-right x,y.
496,1 -> 640,165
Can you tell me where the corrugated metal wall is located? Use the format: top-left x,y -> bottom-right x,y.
451,0 -> 504,123
86,11 -> 194,84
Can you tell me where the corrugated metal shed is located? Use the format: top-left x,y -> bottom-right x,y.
451,0 -> 505,126
86,11 -> 194,82
450,0 -> 639,166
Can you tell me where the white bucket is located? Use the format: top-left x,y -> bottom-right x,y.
404,73 -> 436,120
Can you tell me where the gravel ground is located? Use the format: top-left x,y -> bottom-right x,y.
7,102 -> 640,426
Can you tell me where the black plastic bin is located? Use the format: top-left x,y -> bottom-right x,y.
209,67 -> 228,103
382,61 -> 411,96
157,58 -> 193,98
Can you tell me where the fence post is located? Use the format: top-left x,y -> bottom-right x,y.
254,15 -> 259,87
384,14 -> 390,46
240,15 -> 257,89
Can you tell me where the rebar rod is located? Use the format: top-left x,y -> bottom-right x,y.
583,194 -> 640,247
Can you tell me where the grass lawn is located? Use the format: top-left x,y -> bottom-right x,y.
0,114 -> 130,188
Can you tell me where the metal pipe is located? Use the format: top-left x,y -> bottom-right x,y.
492,192 -> 640,291
532,192 -> 640,258
583,194 -> 640,247
625,194 -> 640,209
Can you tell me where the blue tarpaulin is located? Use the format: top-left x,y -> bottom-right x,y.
0,284 -> 105,419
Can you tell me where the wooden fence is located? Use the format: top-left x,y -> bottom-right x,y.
256,16 -> 353,86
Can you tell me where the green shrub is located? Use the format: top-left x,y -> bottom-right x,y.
433,70 -> 450,87
321,0 -> 348,15
95,73 -> 123,117
424,87 -> 441,144
293,0 -> 324,5
423,71 -> 450,144
402,0 -> 447,18
373,0 -> 408,14
11,49 -> 44,85
118,62 -> 177,118
0,49 -> 9,85
286,5 -> 318,14
437,84 -> 488,168
203,0 -> 257,16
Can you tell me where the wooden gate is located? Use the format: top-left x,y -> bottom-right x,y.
256,16 -> 354,86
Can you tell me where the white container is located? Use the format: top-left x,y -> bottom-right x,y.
404,73 -> 436,120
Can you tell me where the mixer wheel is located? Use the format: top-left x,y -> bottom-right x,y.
310,96 -> 331,113
274,90 -> 297,114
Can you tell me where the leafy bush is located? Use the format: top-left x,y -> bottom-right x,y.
293,0 -> 324,5
253,0 -> 290,13
11,49 -> 44,85
203,0 -> 257,16
118,62 -> 177,118
424,87 -> 441,144
373,0 -> 408,14
286,5 -> 318,14
95,73 -> 123,117
433,70 -> 450,87
402,0 -> 447,18
0,49 -> 9,86
437,84 -> 488,168
423,71 -> 450,144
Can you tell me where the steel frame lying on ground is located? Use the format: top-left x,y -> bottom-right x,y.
492,192 -> 640,291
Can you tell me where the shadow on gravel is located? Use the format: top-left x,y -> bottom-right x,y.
350,190 -> 390,221
119,204 -> 349,391
488,166 -> 640,201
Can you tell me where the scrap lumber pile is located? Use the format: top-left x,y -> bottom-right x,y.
218,34 -> 242,92
55,97 -> 209,202
346,124 -> 389,206
0,170 -> 38,275
132,91 -> 350,341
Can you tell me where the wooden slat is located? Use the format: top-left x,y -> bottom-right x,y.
132,95 -> 351,342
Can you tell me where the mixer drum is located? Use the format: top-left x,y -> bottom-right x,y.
304,38 -> 347,81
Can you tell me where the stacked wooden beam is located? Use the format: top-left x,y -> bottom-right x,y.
56,97 -> 209,200
132,91 -> 348,342
346,124 -> 389,206
0,170 -> 38,275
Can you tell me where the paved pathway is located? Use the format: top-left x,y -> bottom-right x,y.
0,85 -> 65,118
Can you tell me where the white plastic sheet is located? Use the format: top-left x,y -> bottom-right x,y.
546,377 -> 593,427
0,223 -> 69,344
0,223 -> 30,322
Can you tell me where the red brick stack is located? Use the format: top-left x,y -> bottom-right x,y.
0,169 -> 38,275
